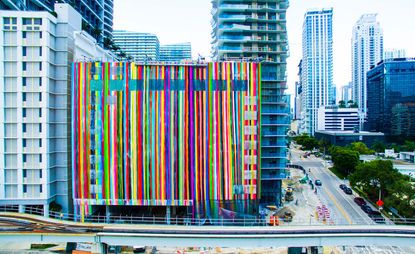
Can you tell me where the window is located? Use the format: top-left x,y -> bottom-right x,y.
39,124 -> 42,133
39,77 -> 42,87
22,139 -> 26,147
22,31 -> 27,38
34,18 -> 42,25
39,48 -> 42,57
22,47 -> 27,56
22,62 -> 27,71
22,108 -> 26,117
22,92 -> 26,102
3,17 -> 17,30
39,62 -> 42,71
39,154 -> 42,163
22,77 -> 27,87
39,108 -> 42,117
23,185 -> 27,193
23,123 -> 26,133
39,170 -> 42,178
39,32 -> 42,39
39,93 -> 42,102
23,170 -> 27,178
39,139 -> 42,147
23,18 -> 31,25
39,185 -> 42,193
23,154 -> 27,163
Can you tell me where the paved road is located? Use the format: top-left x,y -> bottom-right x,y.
290,145 -> 376,225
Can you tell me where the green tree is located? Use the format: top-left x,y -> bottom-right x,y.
293,133 -> 319,151
402,140 -> 415,151
350,160 -> 415,217
371,140 -> 386,153
339,100 -> 346,108
349,142 -> 375,155
318,138 -> 331,152
350,102 -> 358,108
330,146 -> 360,176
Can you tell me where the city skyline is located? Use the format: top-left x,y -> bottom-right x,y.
113,0 -> 415,98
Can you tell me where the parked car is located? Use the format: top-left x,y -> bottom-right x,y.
368,211 -> 385,223
354,197 -> 367,206
315,180 -> 322,186
339,184 -> 347,190
343,187 -> 352,195
360,205 -> 373,213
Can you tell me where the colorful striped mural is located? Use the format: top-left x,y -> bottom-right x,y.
72,62 -> 261,217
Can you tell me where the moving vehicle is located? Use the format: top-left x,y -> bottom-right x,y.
354,197 -> 367,206
360,205 -> 373,213
285,187 -> 294,202
315,179 -> 322,186
343,187 -> 352,195
283,211 -> 293,222
368,211 -> 385,223
133,246 -> 146,253
339,184 -> 347,190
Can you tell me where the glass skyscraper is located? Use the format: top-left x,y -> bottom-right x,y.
113,31 -> 160,62
300,8 -> 334,135
0,0 -> 114,41
366,58 -> 415,138
159,42 -> 192,62
351,14 -> 383,123
211,0 -> 290,206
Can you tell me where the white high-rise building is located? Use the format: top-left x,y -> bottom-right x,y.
341,82 -> 353,103
300,9 -> 334,135
351,14 -> 383,123
317,105 -> 359,131
384,48 -> 406,60
0,4 -> 113,215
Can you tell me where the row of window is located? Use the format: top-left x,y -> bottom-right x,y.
22,47 -> 42,57
22,62 -> 42,71
22,108 -> 42,118
22,92 -> 42,102
23,185 -> 43,193
22,77 -> 42,87
22,154 -> 42,163
22,123 -> 42,133
22,169 -> 42,178
22,139 -> 42,148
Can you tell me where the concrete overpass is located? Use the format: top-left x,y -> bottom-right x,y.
0,213 -> 414,249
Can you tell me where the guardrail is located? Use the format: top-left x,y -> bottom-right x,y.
1,205 -> 415,227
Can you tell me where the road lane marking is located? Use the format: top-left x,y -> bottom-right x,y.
324,188 -> 353,225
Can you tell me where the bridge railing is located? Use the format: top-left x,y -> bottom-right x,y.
1,205 -> 415,227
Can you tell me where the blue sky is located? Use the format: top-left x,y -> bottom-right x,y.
114,0 -> 415,97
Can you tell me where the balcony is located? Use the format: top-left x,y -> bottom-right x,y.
261,169 -> 288,180
218,14 -> 247,22
262,128 -> 287,137
218,35 -> 251,42
262,95 -> 289,104
261,162 -> 287,169
218,24 -> 251,32
261,140 -> 286,147
261,152 -> 286,158
219,4 -> 248,10
218,46 -> 242,53
248,4 -> 278,11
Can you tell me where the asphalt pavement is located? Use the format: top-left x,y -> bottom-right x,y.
290,145 -> 376,225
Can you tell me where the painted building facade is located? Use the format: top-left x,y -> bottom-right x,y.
72,62 -> 262,218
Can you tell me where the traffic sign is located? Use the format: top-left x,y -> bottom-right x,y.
376,200 -> 384,207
